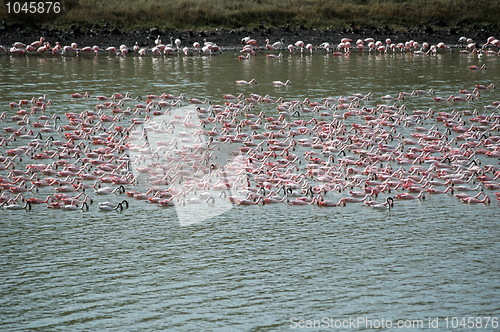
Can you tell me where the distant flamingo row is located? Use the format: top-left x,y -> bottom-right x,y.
1,77 -> 498,212
244,36 -> 500,56
2,34 -> 499,57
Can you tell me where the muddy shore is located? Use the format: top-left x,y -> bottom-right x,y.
1,23 -> 499,50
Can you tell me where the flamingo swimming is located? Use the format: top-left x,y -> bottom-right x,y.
99,201 -> 127,212
0,56 -> 498,218
365,197 -> 394,210
235,79 -> 257,85
469,64 -> 486,70
1,200 -> 31,211
272,80 -> 291,86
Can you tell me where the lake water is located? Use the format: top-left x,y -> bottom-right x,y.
0,50 -> 499,331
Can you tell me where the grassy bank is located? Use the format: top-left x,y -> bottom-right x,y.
1,0 -> 499,31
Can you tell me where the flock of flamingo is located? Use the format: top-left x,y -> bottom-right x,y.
0,73 -> 498,212
0,33 -> 499,213
1,34 -> 500,57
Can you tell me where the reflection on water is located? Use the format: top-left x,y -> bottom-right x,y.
1,52 -> 497,104
0,52 -> 498,330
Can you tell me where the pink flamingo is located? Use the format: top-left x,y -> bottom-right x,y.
246,39 -> 260,52
395,191 -> 425,200
460,195 -> 491,205
295,40 -> 305,53
71,92 -> 89,99
265,39 -> 275,52
12,41 -> 26,49
314,196 -> 347,207
469,64 -> 486,70
288,197 -> 313,205
231,196 -> 262,205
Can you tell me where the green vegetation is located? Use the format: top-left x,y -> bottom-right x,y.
1,0 -> 499,31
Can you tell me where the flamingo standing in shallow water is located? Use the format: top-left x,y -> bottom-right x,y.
246,39 -> 260,52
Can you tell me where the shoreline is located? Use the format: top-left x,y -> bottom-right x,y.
1,24 -> 499,51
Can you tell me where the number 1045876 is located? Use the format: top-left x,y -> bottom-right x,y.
444,317 -> 498,329
6,2 -> 61,14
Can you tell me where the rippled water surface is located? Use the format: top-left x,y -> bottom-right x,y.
0,51 -> 499,331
